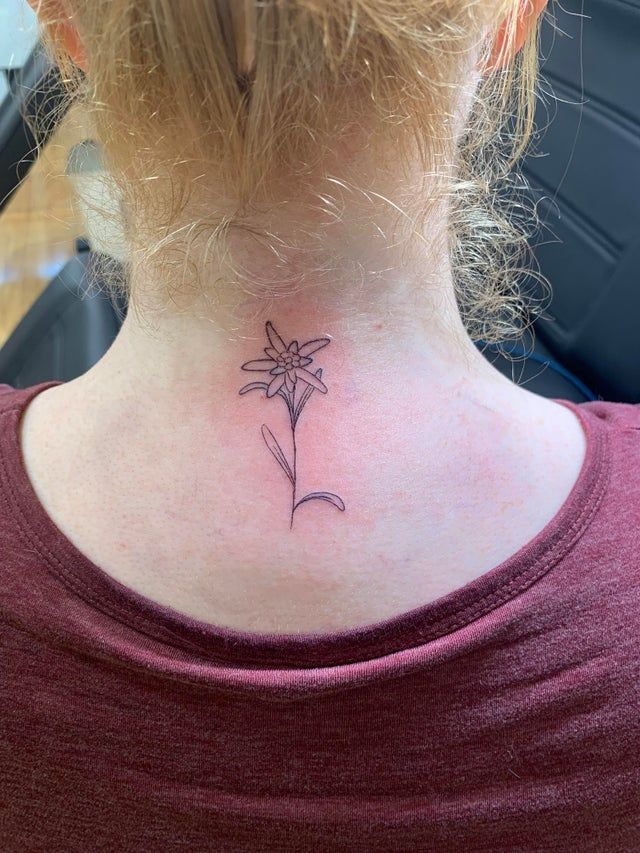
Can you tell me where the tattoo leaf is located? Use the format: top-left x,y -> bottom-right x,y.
294,492 -> 346,513
239,381 -> 269,395
261,424 -> 294,485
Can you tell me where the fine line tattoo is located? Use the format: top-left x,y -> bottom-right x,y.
239,321 -> 346,529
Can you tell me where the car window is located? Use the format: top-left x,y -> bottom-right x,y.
0,0 -> 38,84
0,0 -> 87,348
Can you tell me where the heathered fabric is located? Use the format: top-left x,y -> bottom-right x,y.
0,380 -> 639,852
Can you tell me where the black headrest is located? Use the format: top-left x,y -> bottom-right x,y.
522,0 -> 640,402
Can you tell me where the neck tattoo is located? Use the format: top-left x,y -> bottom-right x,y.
239,321 -> 346,529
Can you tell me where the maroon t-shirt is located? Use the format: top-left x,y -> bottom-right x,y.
1,381 -> 639,851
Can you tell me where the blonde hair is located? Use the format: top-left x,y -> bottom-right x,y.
37,0 -> 551,343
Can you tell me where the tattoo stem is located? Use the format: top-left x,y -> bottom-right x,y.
290,421 -> 297,530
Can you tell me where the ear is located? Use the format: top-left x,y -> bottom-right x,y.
26,0 -> 88,72
484,0 -> 548,71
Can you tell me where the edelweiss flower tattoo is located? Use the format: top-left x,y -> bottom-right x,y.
239,321 -> 346,528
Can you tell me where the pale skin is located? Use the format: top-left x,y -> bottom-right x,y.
17,0 -> 588,635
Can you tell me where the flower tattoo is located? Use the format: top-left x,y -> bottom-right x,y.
239,321 -> 346,528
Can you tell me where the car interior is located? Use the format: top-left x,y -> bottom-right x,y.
0,0 -> 639,403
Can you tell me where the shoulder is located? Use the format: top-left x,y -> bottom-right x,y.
0,383 -> 49,408
0,383 -> 60,469
581,399 -> 640,463
581,399 -> 640,430
0,383 -> 60,421
0,384 -> 28,428
0,383 -> 23,406
579,399 -> 640,469
579,400 -> 640,508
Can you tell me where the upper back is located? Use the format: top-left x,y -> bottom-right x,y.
1,382 -> 639,849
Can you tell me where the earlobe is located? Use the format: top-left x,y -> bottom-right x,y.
26,0 -> 88,72
482,0 -> 549,72
61,18 -> 88,72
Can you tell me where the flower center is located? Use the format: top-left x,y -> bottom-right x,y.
277,349 -> 301,369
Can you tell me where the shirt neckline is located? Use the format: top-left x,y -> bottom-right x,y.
0,380 -> 611,669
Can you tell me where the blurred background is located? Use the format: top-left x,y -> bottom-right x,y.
0,0 -> 639,402
0,0 -> 85,343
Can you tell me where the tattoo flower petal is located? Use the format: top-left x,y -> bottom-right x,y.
266,321 -> 286,353
298,338 -> 330,357
242,359 -> 277,371
267,373 -> 285,397
295,367 -> 327,393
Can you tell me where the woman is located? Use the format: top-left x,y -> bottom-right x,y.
1,0 -> 638,849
